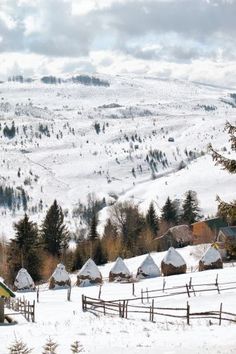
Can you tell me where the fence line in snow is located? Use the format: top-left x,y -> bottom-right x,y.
5,297 -> 35,322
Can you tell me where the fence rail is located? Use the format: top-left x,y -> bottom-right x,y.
82,295 -> 236,326
5,297 -> 35,322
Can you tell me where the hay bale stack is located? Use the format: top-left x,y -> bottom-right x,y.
77,258 -> 102,287
161,247 -> 187,276
109,257 -> 132,282
49,263 -> 71,289
199,246 -> 223,271
14,268 -> 35,291
136,254 -> 161,279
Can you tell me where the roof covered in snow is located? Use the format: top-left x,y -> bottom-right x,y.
137,254 -> 160,277
78,258 -> 102,279
162,247 -> 186,267
200,246 -> 222,265
51,263 -> 70,282
14,268 -> 35,290
110,257 -> 131,275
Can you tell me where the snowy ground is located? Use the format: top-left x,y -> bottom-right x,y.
1,245 -> 236,353
0,75 -> 235,238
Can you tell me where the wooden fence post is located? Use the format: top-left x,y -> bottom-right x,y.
125,301 -> 128,319
119,302 -> 122,317
152,299 -> 154,322
186,301 -> 190,325
67,286 -> 71,301
98,285 -> 102,299
122,300 -> 125,318
32,300 -> 35,322
219,303 -> 222,326
37,287 -> 39,303
141,289 -> 143,304
189,277 -> 192,289
103,301 -> 106,315
186,284 -> 190,298
146,288 -> 149,303
162,278 -> 166,292
132,283 -> 135,296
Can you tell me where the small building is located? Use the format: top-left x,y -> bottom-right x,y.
199,245 -> 223,271
77,258 -> 102,287
14,268 -> 35,291
49,263 -> 71,289
161,247 -> 187,276
217,226 -> 236,259
191,218 -> 228,245
155,225 -> 193,252
0,279 -> 15,323
136,254 -> 161,279
0,279 -> 15,298
109,257 -> 132,282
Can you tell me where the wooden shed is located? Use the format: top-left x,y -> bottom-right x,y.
191,218 -> 227,245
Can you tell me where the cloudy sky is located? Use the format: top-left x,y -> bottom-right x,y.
0,0 -> 236,85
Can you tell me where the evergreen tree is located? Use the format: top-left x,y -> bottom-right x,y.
42,338 -> 58,354
209,122 -> 236,224
92,239 -> 108,265
161,197 -> 178,225
181,190 -> 201,224
70,340 -> 83,353
41,200 -> 69,257
8,338 -> 32,354
9,214 -> 41,281
146,202 -> 159,237
88,210 -> 98,241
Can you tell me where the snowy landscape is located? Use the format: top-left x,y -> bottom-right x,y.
1,244 -> 236,353
0,75 -> 235,238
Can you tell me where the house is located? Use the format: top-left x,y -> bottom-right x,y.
217,226 -> 236,259
0,279 -> 15,323
155,225 -> 193,252
0,279 -> 15,298
191,218 -> 228,245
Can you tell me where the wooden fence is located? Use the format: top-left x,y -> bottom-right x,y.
5,297 -> 35,322
82,295 -> 236,326
140,275 -> 236,303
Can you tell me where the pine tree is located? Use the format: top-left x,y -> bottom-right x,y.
181,190 -> 201,224
88,210 -> 98,241
10,214 -> 41,281
92,239 -> 108,265
42,338 -> 58,354
41,200 -> 69,256
209,121 -> 236,224
146,202 -> 159,237
161,197 -> 178,225
70,340 -> 83,353
8,338 -> 32,354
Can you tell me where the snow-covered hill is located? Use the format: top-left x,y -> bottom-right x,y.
1,245 -> 236,353
0,75 -> 235,238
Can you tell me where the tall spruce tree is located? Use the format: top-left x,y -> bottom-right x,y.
41,200 -> 69,256
88,210 -> 98,241
209,121 -> 236,224
146,202 -> 159,237
9,214 -> 41,282
161,197 -> 178,225
181,190 -> 201,224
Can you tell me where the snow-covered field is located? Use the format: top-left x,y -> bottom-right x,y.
1,245 -> 236,354
0,75 -> 235,237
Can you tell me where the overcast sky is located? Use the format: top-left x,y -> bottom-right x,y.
0,0 -> 236,85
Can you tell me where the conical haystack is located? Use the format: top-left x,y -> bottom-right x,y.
77,258 -> 102,287
161,247 -> 187,276
49,263 -> 71,289
199,246 -> 223,271
136,254 -> 161,279
14,268 -> 35,291
109,257 -> 132,282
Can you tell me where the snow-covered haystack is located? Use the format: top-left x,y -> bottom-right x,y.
109,257 -> 132,282
136,254 -> 161,279
14,268 -> 35,291
161,247 -> 187,276
76,259 -> 102,287
199,245 -> 223,271
49,263 -> 71,289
